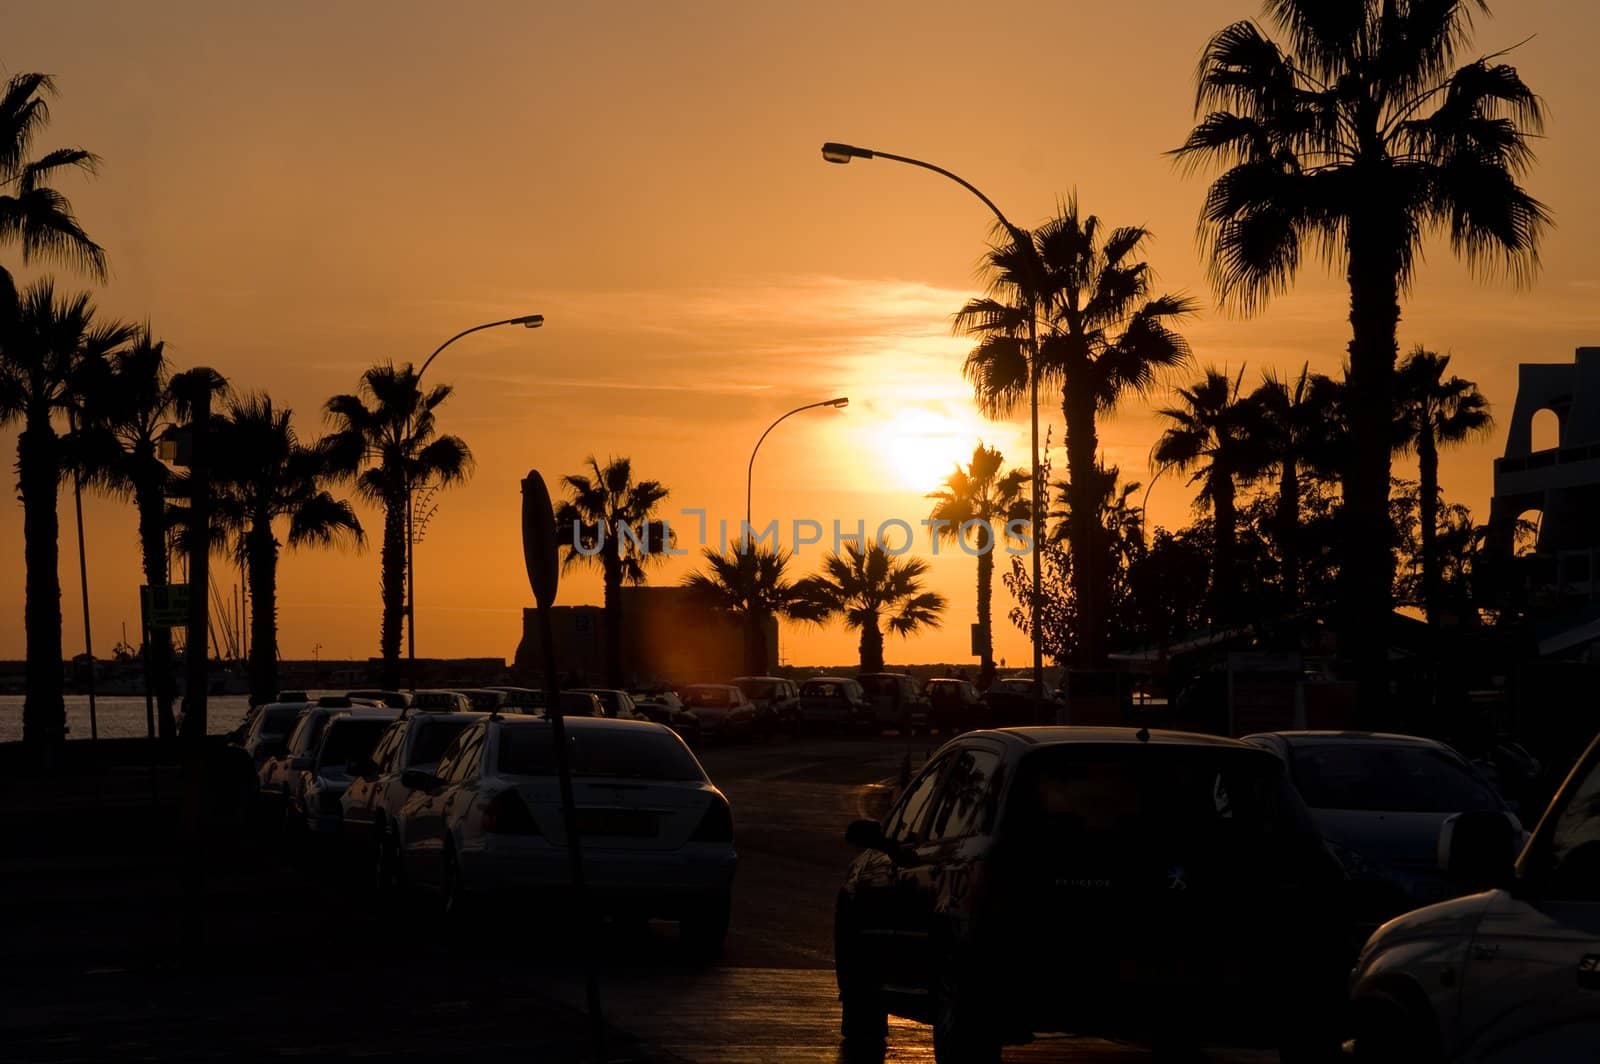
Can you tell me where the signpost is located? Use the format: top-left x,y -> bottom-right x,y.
141,585 -> 191,630
522,470 -> 605,1059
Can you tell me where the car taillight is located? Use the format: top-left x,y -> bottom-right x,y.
691,798 -> 733,843
482,790 -> 542,835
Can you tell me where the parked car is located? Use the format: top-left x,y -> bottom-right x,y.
257,704 -> 351,819
796,676 -> 871,732
572,688 -> 649,721
732,676 -> 801,733
237,701 -> 310,768
923,678 -> 985,734
397,715 -> 737,953
1347,729 -> 1600,1062
982,676 -> 1055,727
486,686 -> 543,711
856,673 -> 931,734
410,690 -> 473,713
341,710 -> 485,884
631,690 -> 701,738
459,689 -> 508,713
1245,730 -> 1526,942
835,726 -> 1347,1062
679,684 -> 758,738
510,689 -> 605,718
347,689 -> 412,709
288,709 -> 400,843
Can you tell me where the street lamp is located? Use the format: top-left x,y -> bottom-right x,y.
741,397 -> 847,674
822,140 -> 1048,720
406,313 -> 544,685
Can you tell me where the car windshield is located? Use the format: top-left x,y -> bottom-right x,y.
737,679 -> 779,700
684,687 -> 734,708
497,726 -> 705,781
408,719 -> 473,767
801,681 -> 845,698
1288,743 -> 1502,813
318,719 -> 390,768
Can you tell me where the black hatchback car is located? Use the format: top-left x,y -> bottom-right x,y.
835,727 -> 1347,1062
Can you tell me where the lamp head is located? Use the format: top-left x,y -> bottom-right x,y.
512,314 -> 545,328
829,397 -> 849,408
821,142 -> 873,164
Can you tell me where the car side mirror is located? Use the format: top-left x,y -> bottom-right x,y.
401,769 -> 438,791
845,818 -> 886,851
1438,810 -> 1517,889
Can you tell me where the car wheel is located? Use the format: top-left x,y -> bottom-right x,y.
834,906 -> 887,1049
680,892 -> 730,960
1348,994 -> 1439,1064
932,966 -> 1001,1064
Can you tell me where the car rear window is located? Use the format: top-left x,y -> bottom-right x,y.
260,706 -> 303,736
858,676 -> 899,696
737,679 -> 779,699
1288,743 -> 1501,813
801,681 -> 845,698
497,726 -> 705,781
318,719 -> 390,767
408,719 -> 473,767
684,687 -> 735,708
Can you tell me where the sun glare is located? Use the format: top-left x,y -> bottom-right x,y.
876,408 -> 991,493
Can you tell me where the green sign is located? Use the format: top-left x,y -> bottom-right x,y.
141,584 -> 191,630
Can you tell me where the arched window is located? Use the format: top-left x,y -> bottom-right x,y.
1531,408 -> 1561,453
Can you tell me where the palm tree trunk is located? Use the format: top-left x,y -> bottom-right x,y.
976,546 -> 994,687
1063,382 -> 1105,668
1343,213 -> 1402,717
134,475 -> 178,738
1278,458 -> 1300,607
858,616 -> 884,673
1211,471 -> 1238,626
1418,429 -> 1441,624
19,419 -> 66,750
603,549 -> 623,688
746,609 -> 768,676
379,491 -> 406,690
245,519 -> 279,707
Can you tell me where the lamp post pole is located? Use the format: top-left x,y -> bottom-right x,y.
405,314 -> 543,686
743,397 -> 847,673
821,142 -> 1048,721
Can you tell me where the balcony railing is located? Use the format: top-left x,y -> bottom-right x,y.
1496,443 -> 1600,474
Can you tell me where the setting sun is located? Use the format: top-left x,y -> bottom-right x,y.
875,407 -> 1005,493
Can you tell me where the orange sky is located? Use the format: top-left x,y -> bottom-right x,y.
4,1 -> 1598,670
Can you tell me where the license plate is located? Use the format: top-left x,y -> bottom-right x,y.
576,809 -> 657,837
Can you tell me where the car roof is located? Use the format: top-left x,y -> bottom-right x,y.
403,709 -> 486,723
1247,730 -> 1455,750
732,675 -> 784,682
969,726 -> 1258,750
925,678 -> 967,684
337,709 -> 402,722
802,676 -> 855,684
856,672 -> 910,679
487,714 -> 665,733
684,682 -> 738,690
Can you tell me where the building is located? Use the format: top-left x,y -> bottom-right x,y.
1488,346 -> 1600,656
513,586 -> 777,686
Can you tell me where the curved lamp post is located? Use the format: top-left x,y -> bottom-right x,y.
822,141 -> 1047,718
406,313 -> 544,682
741,396 -> 847,675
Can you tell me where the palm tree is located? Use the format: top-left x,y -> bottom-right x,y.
926,443 -> 1029,688
681,543 -> 807,675
1248,365 -> 1341,605
1394,347 -> 1493,623
81,326 -> 182,735
958,197 -> 1196,667
793,541 -> 946,673
1153,367 -> 1255,625
324,363 -> 472,689
553,456 -> 672,687
212,394 -> 363,706
0,72 -> 106,283
1174,0 -> 1548,683
0,279 -> 131,747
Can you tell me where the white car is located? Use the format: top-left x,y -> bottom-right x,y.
679,684 -> 758,738
238,700 -> 311,769
1348,731 -> 1600,1062
1245,730 -> 1524,941
398,715 -> 736,952
289,710 -> 400,839
341,710 -> 484,886
258,704 -> 349,818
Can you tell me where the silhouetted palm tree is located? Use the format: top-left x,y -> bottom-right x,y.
681,543 -> 806,675
324,363 -> 472,689
793,542 -> 946,673
959,197 -> 1195,667
926,443 -> 1029,687
1249,365 -> 1340,605
1153,368 -> 1255,625
212,394 -> 363,706
1394,348 -> 1493,623
82,326 -> 181,735
0,279 -> 131,747
0,72 -> 105,283
554,456 -> 672,687
1175,0 -> 1548,682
